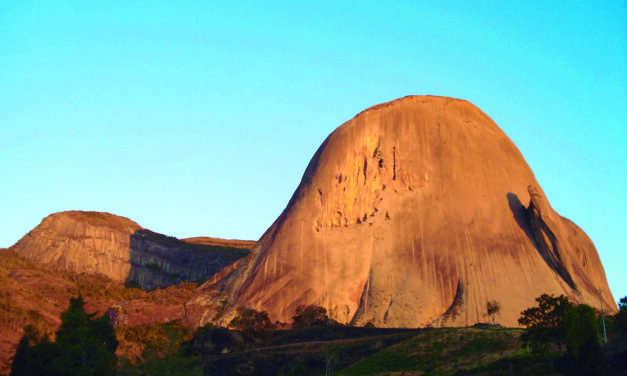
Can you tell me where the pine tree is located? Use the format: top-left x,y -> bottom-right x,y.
10,296 -> 118,376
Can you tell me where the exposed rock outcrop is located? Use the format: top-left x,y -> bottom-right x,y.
10,211 -> 140,282
10,211 -> 251,290
218,95 -> 616,328
127,230 -> 249,290
183,237 -> 256,250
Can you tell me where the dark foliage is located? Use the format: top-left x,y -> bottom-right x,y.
616,296 -> 627,335
563,304 -> 609,375
10,296 -> 118,376
518,293 -> 572,352
228,307 -> 274,341
486,301 -> 500,324
292,305 -> 330,329
182,325 -> 244,356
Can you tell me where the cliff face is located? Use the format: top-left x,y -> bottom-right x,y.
126,230 -> 249,290
10,211 -> 251,290
10,211 -> 140,282
222,96 -> 616,328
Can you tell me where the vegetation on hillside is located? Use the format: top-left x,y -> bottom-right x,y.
517,293 -> 624,375
0,248 -> 196,374
10,296 -> 118,376
117,295 -> 627,375
2,247 -> 625,375
518,293 -> 573,352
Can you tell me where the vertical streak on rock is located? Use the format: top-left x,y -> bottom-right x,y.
411,236 -> 416,265
392,145 -> 397,180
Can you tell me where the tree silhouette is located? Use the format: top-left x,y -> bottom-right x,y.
486,301 -> 500,324
615,296 -> 627,335
11,296 -> 118,376
228,307 -> 274,341
518,293 -> 572,352
292,305 -> 329,329
564,304 -> 609,376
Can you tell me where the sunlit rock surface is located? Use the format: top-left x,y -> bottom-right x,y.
221,95 -> 616,327
10,211 -> 250,290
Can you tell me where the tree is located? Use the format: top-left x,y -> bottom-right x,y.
518,293 -> 572,352
615,296 -> 627,335
564,304 -> 608,376
183,324 -> 244,356
228,307 -> 273,341
291,305 -> 329,329
10,296 -> 118,376
486,301 -> 500,324
9,336 -> 32,376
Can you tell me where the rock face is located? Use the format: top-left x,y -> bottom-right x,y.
183,237 -> 257,250
127,230 -> 249,290
10,211 -> 251,290
10,211 -> 141,282
222,96 -> 616,328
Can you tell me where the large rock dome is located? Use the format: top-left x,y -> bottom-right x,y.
223,95 -> 616,327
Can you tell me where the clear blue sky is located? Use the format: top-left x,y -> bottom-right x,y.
1,1 -> 625,303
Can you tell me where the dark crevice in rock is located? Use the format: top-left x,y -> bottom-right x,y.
392,146 -> 397,180
441,280 -> 464,323
506,192 -> 537,247
350,273 -> 372,325
527,203 -> 576,290
383,299 -> 393,323
507,191 -> 576,290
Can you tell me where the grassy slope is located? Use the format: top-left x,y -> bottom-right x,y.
338,328 -> 527,375
122,326 -> 553,376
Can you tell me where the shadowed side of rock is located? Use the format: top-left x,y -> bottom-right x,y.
127,230 -> 250,290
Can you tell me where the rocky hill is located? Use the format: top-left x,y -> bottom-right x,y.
0,248 -> 197,375
9,211 -> 252,290
216,95 -> 616,328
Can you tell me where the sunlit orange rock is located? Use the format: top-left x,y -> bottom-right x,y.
10,211 -> 251,289
222,96 -> 616,327
10,211 -> 141,282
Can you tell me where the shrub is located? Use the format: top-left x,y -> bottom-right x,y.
228,307 -> 274,341
292,305 -> 329,329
